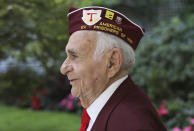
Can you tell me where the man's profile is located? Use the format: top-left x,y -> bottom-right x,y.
60,6 -> 167,131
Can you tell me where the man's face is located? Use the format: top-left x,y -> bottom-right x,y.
60,31 -> 109,103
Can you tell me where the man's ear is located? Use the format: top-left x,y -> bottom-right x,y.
107,48 -> 123,78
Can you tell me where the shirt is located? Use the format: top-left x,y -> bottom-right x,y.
86,75 -> 128,131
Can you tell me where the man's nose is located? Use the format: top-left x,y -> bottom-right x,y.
60,59 -> 73,75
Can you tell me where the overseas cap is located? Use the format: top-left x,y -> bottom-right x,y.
67,6 -> 145,50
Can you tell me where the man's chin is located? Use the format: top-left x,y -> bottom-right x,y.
71,87 -> 80,98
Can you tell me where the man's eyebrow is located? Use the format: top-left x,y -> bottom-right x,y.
66,49 -> 78,55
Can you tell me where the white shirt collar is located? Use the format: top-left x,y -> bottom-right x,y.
86,75 -> 128,126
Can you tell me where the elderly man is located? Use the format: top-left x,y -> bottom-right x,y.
60,6 -> 166,131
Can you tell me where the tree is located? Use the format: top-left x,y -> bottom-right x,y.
0,0 -> 119,108
131,14 -> 194,129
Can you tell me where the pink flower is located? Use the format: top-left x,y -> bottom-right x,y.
158,100 -> 168,116
158,104 -> 168,116
66,101 -> 74,110
183,126 -> 192,131
172,127 -> 181,131
58,98 -> 67,107
68,94 -> 76,100
190,118 -> 194,125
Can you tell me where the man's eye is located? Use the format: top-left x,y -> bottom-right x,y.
72,54 -> 78,58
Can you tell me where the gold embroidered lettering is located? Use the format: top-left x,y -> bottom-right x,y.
127,37 -> 133,44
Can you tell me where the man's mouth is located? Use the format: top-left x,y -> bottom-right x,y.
69,79 -> 78,84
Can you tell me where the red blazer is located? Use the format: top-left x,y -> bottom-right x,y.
91,76 -> 167,131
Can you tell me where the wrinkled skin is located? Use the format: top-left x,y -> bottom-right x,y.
60,31 -> 110,107
60,30 -> 125,108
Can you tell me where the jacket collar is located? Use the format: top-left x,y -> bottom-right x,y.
91,76 -> 135,131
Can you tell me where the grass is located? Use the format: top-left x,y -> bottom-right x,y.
0,104 -> 81,131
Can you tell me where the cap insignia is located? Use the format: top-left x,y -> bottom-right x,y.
82,10 -> 102,26
115,16 -> 122,24
105,10 -> 114,20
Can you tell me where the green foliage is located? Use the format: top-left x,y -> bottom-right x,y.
165,97 -> 194,129
0,66 -> 45,104
0,0 -> 68,72
131,14 -> 194,129
0,0 -> 118,110
0,0 -> 119,72
66,0 -> 118,7
132,14 -> 194,101
180,0 -> 194,16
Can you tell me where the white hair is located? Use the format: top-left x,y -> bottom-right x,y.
93,31 -> 135,72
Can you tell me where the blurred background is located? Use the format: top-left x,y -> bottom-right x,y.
0,0 -> 194,130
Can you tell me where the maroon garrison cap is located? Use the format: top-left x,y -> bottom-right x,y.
67,6 -> 145,50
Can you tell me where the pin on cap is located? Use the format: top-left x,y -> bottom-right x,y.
67,6 -> 145,50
